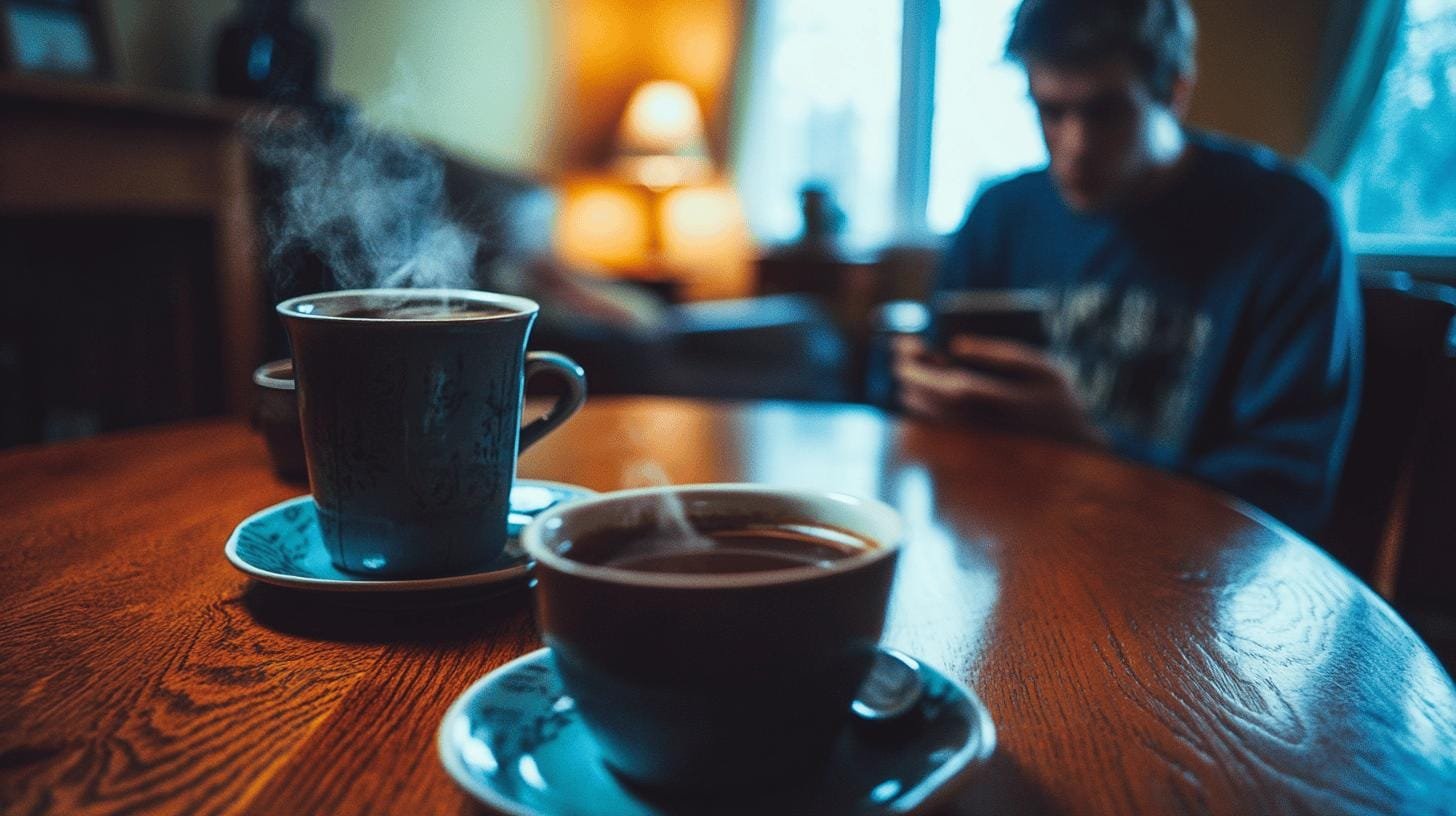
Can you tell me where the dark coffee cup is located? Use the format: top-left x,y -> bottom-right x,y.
929,288 -> 1052,349
521,485 -> 902,792
251,358 -> 306,483
277,288 -> 585,578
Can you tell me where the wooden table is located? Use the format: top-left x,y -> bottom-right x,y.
3,397 -> 1454,815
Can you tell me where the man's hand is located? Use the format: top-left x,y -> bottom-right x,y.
891,333 -> 1107,448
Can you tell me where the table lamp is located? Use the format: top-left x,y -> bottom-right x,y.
554,80 -> 751,300
613,79 -> 712,190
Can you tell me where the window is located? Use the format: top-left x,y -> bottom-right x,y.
736,0 -> 1045,250
735,0 -> 904,250
1339,0 -> 1456,253
927,0 -> 1046,234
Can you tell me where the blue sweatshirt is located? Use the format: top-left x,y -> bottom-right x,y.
937,132 -> 1363,537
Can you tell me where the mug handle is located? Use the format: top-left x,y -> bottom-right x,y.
519,351 -> 588,451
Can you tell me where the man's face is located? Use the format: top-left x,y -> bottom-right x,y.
1028,59 -> 1178,213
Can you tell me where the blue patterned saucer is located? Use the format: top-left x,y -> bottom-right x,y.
224,481 -> 595,592
437,647 -> 995,815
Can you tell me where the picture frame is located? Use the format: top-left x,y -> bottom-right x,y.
0,0 -> 113,80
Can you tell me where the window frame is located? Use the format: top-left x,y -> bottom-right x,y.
1356,240 -> 1456,283
894,0 -> 941,242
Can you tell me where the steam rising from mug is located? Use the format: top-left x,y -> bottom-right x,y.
248,107 -> 479,294
620,461 -> 713,553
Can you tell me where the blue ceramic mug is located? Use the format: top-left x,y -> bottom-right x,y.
277,288 -> 585,577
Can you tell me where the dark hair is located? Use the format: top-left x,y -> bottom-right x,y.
1006,0 -> 1197,102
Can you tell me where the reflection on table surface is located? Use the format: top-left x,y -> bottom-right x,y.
2,396 -> 1453,815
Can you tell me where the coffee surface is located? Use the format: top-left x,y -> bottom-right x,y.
333,299 -> 514,320
570,524 -> 872,575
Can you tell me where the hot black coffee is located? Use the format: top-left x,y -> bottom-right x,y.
569,523 -> 873,575
334,299 -> 515,320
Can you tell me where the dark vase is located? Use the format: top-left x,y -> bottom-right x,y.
213,0 -> 324,104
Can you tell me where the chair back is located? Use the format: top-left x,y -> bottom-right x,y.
1322,272 -> 1456,584
1394,311 -> 1456,610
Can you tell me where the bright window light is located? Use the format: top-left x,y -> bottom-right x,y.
1339,0 -> 1456,248
735,0 -> 903,250
927,0 -> 1047,234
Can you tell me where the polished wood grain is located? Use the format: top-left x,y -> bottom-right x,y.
2,397 -> 1454,815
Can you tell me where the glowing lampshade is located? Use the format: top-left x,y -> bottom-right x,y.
615,80 -> 710,189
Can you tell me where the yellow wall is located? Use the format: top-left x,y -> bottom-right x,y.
108,0 -> 554,171
1187,0 -> 1331,157
547,0 -> 742,169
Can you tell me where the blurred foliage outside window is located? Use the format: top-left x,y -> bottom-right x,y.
1339,0 -> 1456,248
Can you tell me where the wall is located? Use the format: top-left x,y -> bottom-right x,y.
546,0 -> 742,169
108,0 -> 554,171
105,0 -> 1338,170
106,0 -> 740,173
1186,0 -> 1333,157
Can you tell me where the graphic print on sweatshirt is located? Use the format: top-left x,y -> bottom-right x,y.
1047,284 -> 1213,450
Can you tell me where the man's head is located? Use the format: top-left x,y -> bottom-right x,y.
1007,0 -> 1197,212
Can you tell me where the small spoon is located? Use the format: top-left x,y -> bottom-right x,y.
852,648 -> 924,725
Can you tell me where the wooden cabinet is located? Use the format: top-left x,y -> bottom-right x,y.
0,76 -> 264,445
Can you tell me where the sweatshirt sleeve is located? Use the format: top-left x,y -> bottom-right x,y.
934,182 -> 1012,294
1185,200 -> 1363,538
936,207 -> 981,293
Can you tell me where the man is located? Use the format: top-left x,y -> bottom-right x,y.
893,0 -> 1362,538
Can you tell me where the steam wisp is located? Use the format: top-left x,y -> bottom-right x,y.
248,107 -> 480,299
611,461 -> 716,561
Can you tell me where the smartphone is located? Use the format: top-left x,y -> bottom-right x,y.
928,289 -> 1052,350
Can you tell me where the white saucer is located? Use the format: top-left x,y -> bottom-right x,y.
224,480 -> 595,592
437,647 -> 995,815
